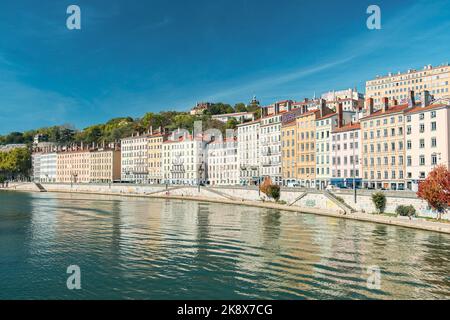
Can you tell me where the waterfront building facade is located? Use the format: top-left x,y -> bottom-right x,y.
121,133 -> 150,184
295,109 -> 320,188
331,122 -> 362,188
365,63 -> 450,110
56,150 -> 91,184
404,95 -> 450,191
237,120 -> 260,185
90,148 -> 121,183
281,119 -> 296,184
32,153 -> 41,182
206,137 -> 239,185
148,131 -> 168,184
360,98 -> 408,190
260,109 -> 283,185
315,103 -> 353,189
162,133 -> 207,185
281,107 -> 305,184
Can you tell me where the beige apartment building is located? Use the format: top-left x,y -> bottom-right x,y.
90,149 -> 121,183
366,63 -> 450,109
295,109 -> 320,188
281,118 -> 296,183
148,132 -> 168,184
57,149 -> 91,183
404,95 -> 450,191
360,98 -> 408,190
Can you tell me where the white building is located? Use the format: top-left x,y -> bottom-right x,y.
331,123 -> 362,188
316,104 -> 355,189
39,153 -> 57,182
212,112 -> 255,123
260,110 -> 283,185
237,120 -> 260,185
405,94 -> 450,191
162,133 -> 207,185
206,137 -> 239,186
121,133 -> 151,184
32,153 -> 41,182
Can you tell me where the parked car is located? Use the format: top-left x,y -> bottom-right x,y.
287,182 -> 301,188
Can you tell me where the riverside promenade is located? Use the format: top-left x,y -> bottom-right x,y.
3,182 -> 450,235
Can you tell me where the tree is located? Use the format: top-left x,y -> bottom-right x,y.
0,147 -> 31,180
234,103 -> 247,113
372,192 -> 386,214
417,165 -> 450,220
267,185 -> 281,201
259,177 -> 272,196
259,177 -> 281,201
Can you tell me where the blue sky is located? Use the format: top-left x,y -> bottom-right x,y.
0,0 -> 449,134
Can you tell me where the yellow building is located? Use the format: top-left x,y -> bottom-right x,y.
148,132 -> 168,184
360,98 -> 408,190
281,120 -> 296,183
90,149 -> 121,183
365,63 -> 450,110
295,109 -> 320,188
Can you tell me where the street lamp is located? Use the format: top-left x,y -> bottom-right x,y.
198,161 -> 205,192
251,165 -> 261,196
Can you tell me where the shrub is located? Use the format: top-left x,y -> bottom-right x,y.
372,192 -> 386,214
396,205 -> 417,218
267,185 -> 281,202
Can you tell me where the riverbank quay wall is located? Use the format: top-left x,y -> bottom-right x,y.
7,183 -> 447,221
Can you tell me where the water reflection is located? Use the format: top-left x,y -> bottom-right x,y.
0,191 -> 449,300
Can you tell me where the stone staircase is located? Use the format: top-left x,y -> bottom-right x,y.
288,192 -> 308,206
34,182 -> 47,192
323,191 -> 356,214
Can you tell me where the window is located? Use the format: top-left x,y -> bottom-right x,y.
431,154 -> 437,165
420,139 -> 425,148
419,155 -> 425,166
431,137 -> 437,148
420,124 -> 425,133
431,122 -> 436,131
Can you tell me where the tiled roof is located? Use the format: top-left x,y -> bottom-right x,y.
236,119 -> 261,126
332,122 -> 361,133
404,103 -> 449,114
360,103 -> 409,120
316,112 -> 337,120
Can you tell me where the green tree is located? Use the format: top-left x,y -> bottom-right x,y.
372,192 -> 387,214
234,103 -> 247,113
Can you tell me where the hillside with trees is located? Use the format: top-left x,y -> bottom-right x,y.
0,102 -> 260,146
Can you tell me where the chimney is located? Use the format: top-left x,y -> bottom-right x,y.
261,107 -> 268,118
150,126 -> 153,135
302,105 -> 307,114
366,98 -> 374,115
320,99 -> 326,118
274,103 -> 280,115
422,90 -> 431,107
408,90 -> 416,108
382,97 -> 389,113
391,98 -> 398,106
337,103 -> 343,128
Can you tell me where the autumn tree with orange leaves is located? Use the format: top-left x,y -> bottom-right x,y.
417,165 -> 450,220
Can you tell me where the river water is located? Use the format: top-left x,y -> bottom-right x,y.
0,191 -> 449,299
